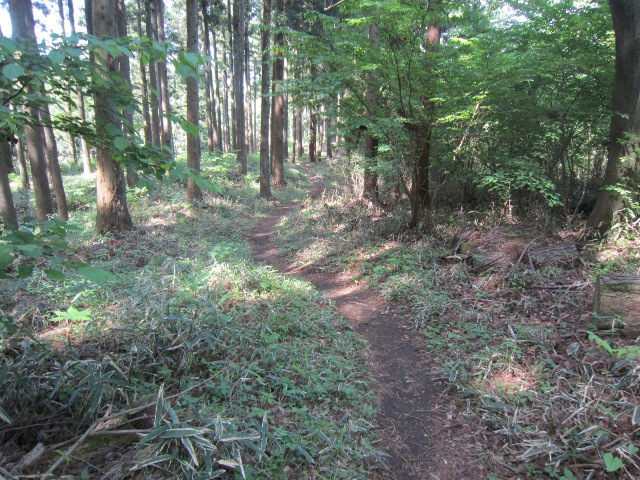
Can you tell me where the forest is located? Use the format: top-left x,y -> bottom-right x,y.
0,0 -> 639,478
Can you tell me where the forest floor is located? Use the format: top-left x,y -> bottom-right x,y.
250,161 -> 640,480
2,156 -> 640,479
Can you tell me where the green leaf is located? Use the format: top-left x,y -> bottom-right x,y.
114,136 -> 130,152
182,121 -> 199,137
603,452 -> 623,472
0,245 -> 14,268
48,50 -> 65,64
44,268 -> 66,281
132,454 -> 175,470
0,405 -> 12,424
75,266 -> 114,285
2,63 -> 24,81
160,428 -> 203,438
15,244 -> 43,258
18,264 -> 34,278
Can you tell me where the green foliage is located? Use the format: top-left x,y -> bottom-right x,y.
0,219 -> 113,285
475,159 -> 562,208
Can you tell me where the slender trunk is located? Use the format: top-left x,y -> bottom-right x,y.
221,37 -> 231,152
9,0 -> 54,221
41,106 -> 69,220
213,31 -> 224,151
57,0 -> 79,165
296,107 -> 303,159
16,136 -> 30,189
156,0 -> 173,155
292,108 -> 296,163
363,24 -> 380,202
326,116 -> 333,158
93,0 -> 133,233
69,0 -> 92,174
203,13 -> 215,154
409,5 -> 441,229
245,21 -> 255,154
116,0 -> 138,190
0,141 -> 18,229
136,0 -> 152,146
270,0 -> 285,184
145,0 -> 161,148
309,110 -> 316,163
186,0 -> 202,201
233,0 -> 247,173
259,0 -> 272,198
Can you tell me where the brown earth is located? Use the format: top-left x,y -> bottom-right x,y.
249,167 -> 491,480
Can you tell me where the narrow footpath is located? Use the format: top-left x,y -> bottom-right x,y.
249,167 -> 481,479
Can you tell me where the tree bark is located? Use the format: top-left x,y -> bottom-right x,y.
40,106 -> 69,220
136,0 -> 152,147
0,141 -> 18,229
92,0 -> 134,233
156,0 -> 173,156
259,0 -> 272,198
202,9 -> 217,154
363,23 -> 380,202
145,0 -> 162,148
587,0 -> 640,237
245,21 -> 255,154
16,136 -> 30,189
71,0 -> 93,175
213,31 -> 224,151
8,0 -> 54,222
186,0 -> 202,201
408,3 -> 441,229
57,0 -> 79,166
271,0 -> 285,184
233,0 -> 247,174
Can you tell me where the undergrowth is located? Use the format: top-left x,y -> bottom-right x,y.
276,158 -> 640,479
0,154 -> 381,479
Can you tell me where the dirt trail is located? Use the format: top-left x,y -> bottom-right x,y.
250,168 -> 441,479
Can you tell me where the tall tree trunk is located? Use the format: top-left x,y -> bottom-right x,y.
116,0 -> 138,190
587,0 -> 640,237
57,0 -> 79,166
408,3 -> 441,229
41,106 -> 69,220
8,0 -> 54,222
0,142 -> 18,229
259,0 -> 272,198
93,0 -> 133,233
202,11 -> 216,154
326,116 -> 333,158
283,61 -> 289,160
296,107 -> 304,159
136,0 -> 152,147
270,0 -> 285,184
233,0 -> 247,173
70,0 -> 93,175
309,110 -> 317,163
186,0 -> 202,201
213,31 -> 224,151
363,24 -> 380,202
16,135 -> 30,189
145,0 -> 161,148
156,0 -> 173,156
292,108 -> 296,163
221,34 -> 232,152
245,20 -> 256,154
